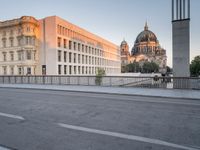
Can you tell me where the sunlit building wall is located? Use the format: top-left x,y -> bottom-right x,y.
0,16 -> 121,75
0,16 -> 40,75
39,16 -> 120,75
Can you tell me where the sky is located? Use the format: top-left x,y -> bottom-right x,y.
0,0 -> 199,67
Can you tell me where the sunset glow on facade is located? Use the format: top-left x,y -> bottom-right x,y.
0,16 -> 121,75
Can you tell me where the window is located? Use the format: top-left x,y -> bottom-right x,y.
82,44 -> 84,52
86,56 -> 88,64
78,43 -> 80,51
10,52 -> 14,61
58,50 -> 62,62
85,46 -> 88,53
82,67 -> 84,74
3,39 -> 6,48
18,67 -> 22,75
69,66 -> 72,74
17,37 -> 21,46
32,37 -> 35,45
18,51 -> 23,61
64,39 -> 67,48
64,51 -> 67,62
69,41 -> 72,50
69,52 -> 72,63
3,52 -> 7,61
57,37 -> 61,47
89,47 -> 91,54
89,56 -> 91,64
74,66 -> 76,74
74,42 -> 76,50
82,55 -> 84,64
27,67 -> 31,75
78,66 -> 81,74
10,39 -> 14,47
26,37 -> 29,45
74,53 -> 76,63
64,65 -> 67,75
3,66 -> 7,75
10,66 -> 14,75
78,54 -> 80,64
86,67 -> 88,74
3,31 -> 6,36
58,65 -> 62,75
27,51 -> 32,60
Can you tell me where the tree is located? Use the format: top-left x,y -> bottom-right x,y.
142,61 -> 159,73
95,68 -> 106,85
125,62 -> 141,73
190,56 -> 200,77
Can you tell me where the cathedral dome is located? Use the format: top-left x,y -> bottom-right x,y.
135,23 -> 158,43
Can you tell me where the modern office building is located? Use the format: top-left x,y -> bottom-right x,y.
0,16 -> 121,75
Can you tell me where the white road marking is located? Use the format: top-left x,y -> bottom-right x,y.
58,123 -> 198,150
0,112 -> 25,120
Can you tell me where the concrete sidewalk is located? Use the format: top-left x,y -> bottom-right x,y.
0,84 -> 200,100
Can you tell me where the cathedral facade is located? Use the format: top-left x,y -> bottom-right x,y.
121,23 -> 167,73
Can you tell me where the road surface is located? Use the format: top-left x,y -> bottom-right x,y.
0,88 -> 199,150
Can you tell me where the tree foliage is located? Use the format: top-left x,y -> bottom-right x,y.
125,61 -> 159,73
125,62 -> 140,72
142,62 -> 159,73
190,56 -> 200,77
95,68 -> 106,85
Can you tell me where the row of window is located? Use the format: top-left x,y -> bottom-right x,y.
1,36 -> 36,48
0,27 -> 35,37
1,50 -> 35,61
57,24 -> 98,48
1,66 -> 33,75
57,37 -> 104,56
58,50 -> 120,67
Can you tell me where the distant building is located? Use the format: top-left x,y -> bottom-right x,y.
120,22 -> 167,73
0,16 -> 121,75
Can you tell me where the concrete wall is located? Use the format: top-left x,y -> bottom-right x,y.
172,19 -> 190,77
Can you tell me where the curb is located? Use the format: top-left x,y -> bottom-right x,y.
0,86 -> 200,101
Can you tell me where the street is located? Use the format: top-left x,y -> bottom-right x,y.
0,88 -> 200,150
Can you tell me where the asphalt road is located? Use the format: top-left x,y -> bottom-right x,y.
0,88 -> 199,150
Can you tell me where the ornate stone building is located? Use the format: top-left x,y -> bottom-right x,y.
120,23 -> 167,73
0,16 -> 121,75
0,16 -> 40,75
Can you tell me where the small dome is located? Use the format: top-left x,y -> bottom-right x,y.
121,39 -> 128,46
135,23 -> 158,43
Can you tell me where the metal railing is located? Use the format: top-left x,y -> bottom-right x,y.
0,75 -> 199,90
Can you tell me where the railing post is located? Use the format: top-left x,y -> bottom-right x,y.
69,76 -> 71,85
59,76 -> 61,85
88,76 -> 90,86
28,76 -> 30,84
51,76 -> 53,85
3,76 -> 4,84
8,76 -> 10,84
21,76 -> 23,84
43,76 -> 45,84
110,77 -> 112,86
78,76 -> 80,85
